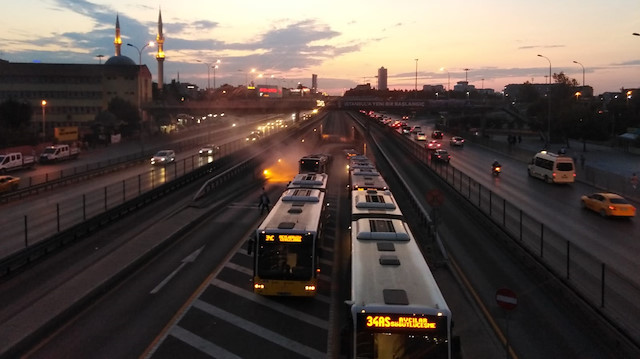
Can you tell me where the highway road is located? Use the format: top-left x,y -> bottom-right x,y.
0,110 -> 635,358
377,112 -> 639,285
0,114 -> 290,258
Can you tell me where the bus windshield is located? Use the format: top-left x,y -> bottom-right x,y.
299,159 -> 320,173
355,313 -> 449,359
257,235 -> 314,280
355,332 -> 449,359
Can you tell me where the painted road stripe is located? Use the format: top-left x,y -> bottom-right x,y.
211,278 -> 329,329
222,262 -> 331,305
170,325 -> 243,359
192,299 -> 326,359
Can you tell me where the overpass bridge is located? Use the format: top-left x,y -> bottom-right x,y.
144,98 -> 319,117
331,97 -> 501,114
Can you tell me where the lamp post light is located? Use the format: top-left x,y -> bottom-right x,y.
127,41 -> 154,152
96,54 -> 104,64
127,42 -> 154,68
573,60 -> 585,87
197,60 -> 213,90
463,68 -> 470,82
414,58 -> 418,93
537,54 -> 552,146
41,100 -> 47,140
538,54 -> 551,83
212,60 -> 220,89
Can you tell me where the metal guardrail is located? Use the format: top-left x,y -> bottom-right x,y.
0,112 -> 328,276
0,119 -> 274,203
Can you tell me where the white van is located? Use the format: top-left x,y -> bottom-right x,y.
527,151 -> 575,183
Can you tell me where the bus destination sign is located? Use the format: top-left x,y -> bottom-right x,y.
264,234 -> 303,243
358,313 -> 446,332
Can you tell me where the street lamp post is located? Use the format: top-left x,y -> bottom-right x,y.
197,60 -> 211,89
127,42 -> 154,68
127,41 -> 154,152
41,100 -> 47,140
573,60 -> 585,86
213,63 -> 219,89
537,54 -> 552,146
414,58 -> 418,93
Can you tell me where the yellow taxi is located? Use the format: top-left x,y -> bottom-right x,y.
0,175 -> 20,193
581,192 -> 636,218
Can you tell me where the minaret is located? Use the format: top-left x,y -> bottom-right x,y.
156,9 -> 165,91
114,14 -> 122,56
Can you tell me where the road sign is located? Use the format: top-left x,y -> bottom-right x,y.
496,288 -> 518,310
426,189 -> 445,207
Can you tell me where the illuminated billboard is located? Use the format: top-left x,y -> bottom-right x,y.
257,85 -> 282,98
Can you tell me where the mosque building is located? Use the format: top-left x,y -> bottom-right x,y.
0,11 -> 164,132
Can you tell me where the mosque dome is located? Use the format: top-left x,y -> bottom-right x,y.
104,55 -> 136,66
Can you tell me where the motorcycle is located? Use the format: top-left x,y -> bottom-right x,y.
492,165 -> 501,176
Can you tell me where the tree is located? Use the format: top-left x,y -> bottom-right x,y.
552,72 -> 579,87
0,99 -> 32,129
0,99 -> 36,147
106,97 -> 140,137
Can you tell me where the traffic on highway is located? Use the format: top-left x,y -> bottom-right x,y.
0,109 -> 636,358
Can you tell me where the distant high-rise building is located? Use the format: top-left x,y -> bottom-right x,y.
377,67 -> 388,91
311,74 -> 318,94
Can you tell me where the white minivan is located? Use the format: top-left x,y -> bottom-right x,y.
527,151 -> 575,183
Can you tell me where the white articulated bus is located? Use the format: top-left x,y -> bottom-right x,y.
287,172 -> 328,192
349,212 -> 452,358
349,168 -> 389,192
348,167 -> 452,358
299,153 -> 330,174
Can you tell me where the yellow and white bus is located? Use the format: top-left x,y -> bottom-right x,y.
251,187 -> 326,296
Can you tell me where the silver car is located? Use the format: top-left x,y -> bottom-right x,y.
151,150 -> 176,165
450,136 -> 465,147
198,145 -> 219,157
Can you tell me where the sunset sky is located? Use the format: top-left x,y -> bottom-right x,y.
2,0 -> 640,95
